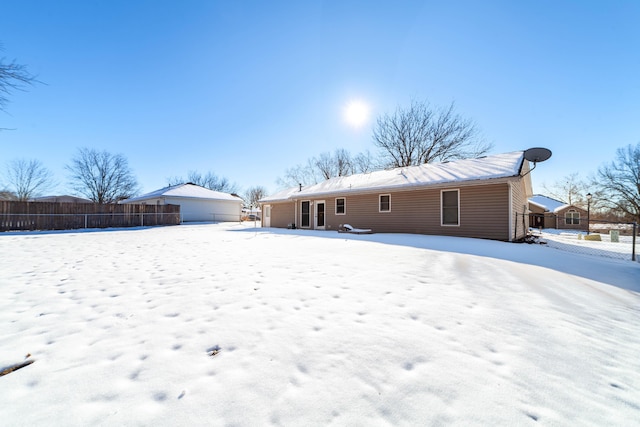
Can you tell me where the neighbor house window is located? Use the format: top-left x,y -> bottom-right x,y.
565,210 -> 580,225
336,198 -> 346,215
379,194 -> 391,212
301,201 -> 310,227
441,189 -> 459,226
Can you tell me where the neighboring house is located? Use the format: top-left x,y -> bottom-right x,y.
120,183 -> 243,222
528,195 -> 588,231
260,151 -> 534,241
31,195 -> 93,203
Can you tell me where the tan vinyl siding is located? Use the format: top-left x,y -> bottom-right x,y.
267,201 -> 296,228
510,178 -> 529,240
267,181 -> 521,240
317,183 -> 513,240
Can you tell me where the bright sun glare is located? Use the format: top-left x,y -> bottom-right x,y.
343,100 -> 370,129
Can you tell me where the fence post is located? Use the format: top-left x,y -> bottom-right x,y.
84,214 -> 88,229
633,222 -> 637,262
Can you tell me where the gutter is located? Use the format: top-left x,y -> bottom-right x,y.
289,176 -> 520,200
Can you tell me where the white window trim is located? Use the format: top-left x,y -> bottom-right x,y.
565,210 -> 580,225
441,189 -> 460,227
379,194 -> 391,213
335,197 -> 346,215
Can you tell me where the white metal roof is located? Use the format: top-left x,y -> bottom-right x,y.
262,151 -> 526,202
122,183 -> 242,203
528,195 -> 569,213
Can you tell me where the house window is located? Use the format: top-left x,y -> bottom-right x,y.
335,198 -> 346,215
301,201 -> 310,227
565,210 -> 580,225
379,194 -> 390,212
441,189 -> 459,226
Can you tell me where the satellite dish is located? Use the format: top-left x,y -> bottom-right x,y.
524,147 -> 552,163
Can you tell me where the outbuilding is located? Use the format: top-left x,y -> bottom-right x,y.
120,183 -> 243,222
260,151 -> 535,241
528,195 -> 588,231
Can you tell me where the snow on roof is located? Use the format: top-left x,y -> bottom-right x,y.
123,183 -> 242,203
260,186 -> 307,202
261,151 -> 525,202
528,195 -> 568,213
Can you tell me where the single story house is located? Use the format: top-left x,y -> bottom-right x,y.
528,195 -> 588,231
120,183 -> 243,222
260,151 -> 535,241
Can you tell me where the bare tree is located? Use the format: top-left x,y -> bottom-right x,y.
542,172 -> 588,206
373,100 -> 492,168
593,142 -> 640,222
244,186 -> 268,207
277,160 -> 321,189
333,148 -> 354,176
352,150 -> 377,174
66,148 -> 139,204
314,152 -> 338,180
1,44 -> 37,116
314,149 -> 359,179
167,170 -> 239,194
3,158 -> 54,201
278,149 -> 380,189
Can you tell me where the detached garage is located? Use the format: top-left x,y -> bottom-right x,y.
120,183 -> 243,222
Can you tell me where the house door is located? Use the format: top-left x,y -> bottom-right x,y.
531,214 -> 544,229
263,205 -> 271,227
315,201 -> 325,230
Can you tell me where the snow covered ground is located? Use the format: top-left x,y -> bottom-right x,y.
535,228 -> 638,261
1,222 -> 639,426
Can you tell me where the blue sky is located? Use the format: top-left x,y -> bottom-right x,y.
1,1 -> 639,197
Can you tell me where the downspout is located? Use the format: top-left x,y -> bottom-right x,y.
508,181 -> 514,242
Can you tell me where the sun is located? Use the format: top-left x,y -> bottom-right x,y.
343,100 -> 370,129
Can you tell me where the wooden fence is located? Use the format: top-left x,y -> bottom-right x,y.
0,201 -> 181,232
